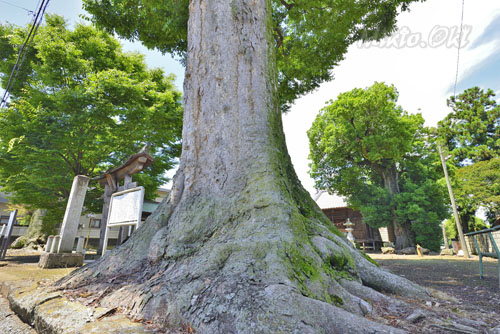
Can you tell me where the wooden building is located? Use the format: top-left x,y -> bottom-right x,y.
322,207 -> 382,251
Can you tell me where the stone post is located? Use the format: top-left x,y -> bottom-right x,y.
58,175 -> 90,253
45,236 -> 54,253
76,236 -> 85,254
50,235 -> 60,253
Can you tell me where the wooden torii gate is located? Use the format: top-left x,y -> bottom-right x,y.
93,146 -> 154,255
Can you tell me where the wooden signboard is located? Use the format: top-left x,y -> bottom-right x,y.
0,209 -> 17,260
102,187 -> 144,254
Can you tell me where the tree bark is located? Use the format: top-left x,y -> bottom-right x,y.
381,165 -> 414,249
58,1 -> 428,332
10,209 -> 45,249
459,209 -> 472,234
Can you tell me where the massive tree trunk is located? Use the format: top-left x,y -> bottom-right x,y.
58,1 -> 428,332
380,165 -> 414,249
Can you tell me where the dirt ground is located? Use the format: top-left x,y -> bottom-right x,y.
370,253 -> 500,314
1,249 -> 499,333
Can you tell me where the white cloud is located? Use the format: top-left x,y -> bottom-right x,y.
283,0 -> 500,207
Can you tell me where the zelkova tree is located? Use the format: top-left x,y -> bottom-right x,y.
308,82 -> 446,250
60,1 -> 430,332
0,16 -> 182,240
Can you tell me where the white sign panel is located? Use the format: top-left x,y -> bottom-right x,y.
102,187 -> 144,255
108,187 -> 145,226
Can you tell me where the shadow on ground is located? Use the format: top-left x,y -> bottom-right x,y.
371,254 -> 500,314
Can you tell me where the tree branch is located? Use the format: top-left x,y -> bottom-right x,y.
274,27 -> 284,48
279,0 -> 295,10
57,152 -> 77,174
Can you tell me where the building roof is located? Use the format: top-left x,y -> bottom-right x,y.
321,206 -> 350,211
142,200 -> 160,214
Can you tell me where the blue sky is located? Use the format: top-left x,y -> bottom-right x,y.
454,13 -> 500,95
0,0 -> 185,90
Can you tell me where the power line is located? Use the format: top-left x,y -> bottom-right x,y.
0,0 -> 33,14
0,0 -> 50,109
1,0 -> 48,107
13,0 -> 50,94
453,0 -> 465,97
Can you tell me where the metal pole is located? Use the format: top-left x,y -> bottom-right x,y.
438,144 -> 470,258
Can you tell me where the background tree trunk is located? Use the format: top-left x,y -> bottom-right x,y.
381,165 -> 414,249
58,1 -> 428,332
11,209 -> 45,249
458,209 -> 473,234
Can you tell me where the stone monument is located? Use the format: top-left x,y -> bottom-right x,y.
38,176 -> 89,268
37,145 -> 154,267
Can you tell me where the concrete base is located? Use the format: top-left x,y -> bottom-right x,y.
38,253 -> 84,269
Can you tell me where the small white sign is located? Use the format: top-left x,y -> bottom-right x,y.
108,187 -> 144,226
102,187 -> 144,254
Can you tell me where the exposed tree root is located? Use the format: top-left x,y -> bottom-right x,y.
57,191 -> 435,333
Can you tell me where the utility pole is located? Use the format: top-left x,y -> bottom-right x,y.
438,144 -> 470,258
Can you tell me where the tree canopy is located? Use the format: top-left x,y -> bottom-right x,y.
437,87 -> 500,228
455,158 -> 500,225
308,82 -> 447,250
0,15 -> 183,230
438,87 -> 500,166
81,0 -> 424,111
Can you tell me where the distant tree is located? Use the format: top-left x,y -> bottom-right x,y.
445,216 -> 488,240
438,87 -> 500,231
0,16 -> 182,240
438,87 -> 500,165
308,82 -> 447,250
455,158 -> 500,226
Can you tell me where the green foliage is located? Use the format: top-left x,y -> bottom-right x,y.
455,158 -> 500,225
308,82 -> 447,251
438,87 -> 500,165
308,82 -> 421,178
444,219 -> 456,240
445,216 -> 488,240
0,16 -> 183,222
352,185 -> 394,229
394,147 -> 449,251
437,87 -> 500,228
81,0 -> 424,111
